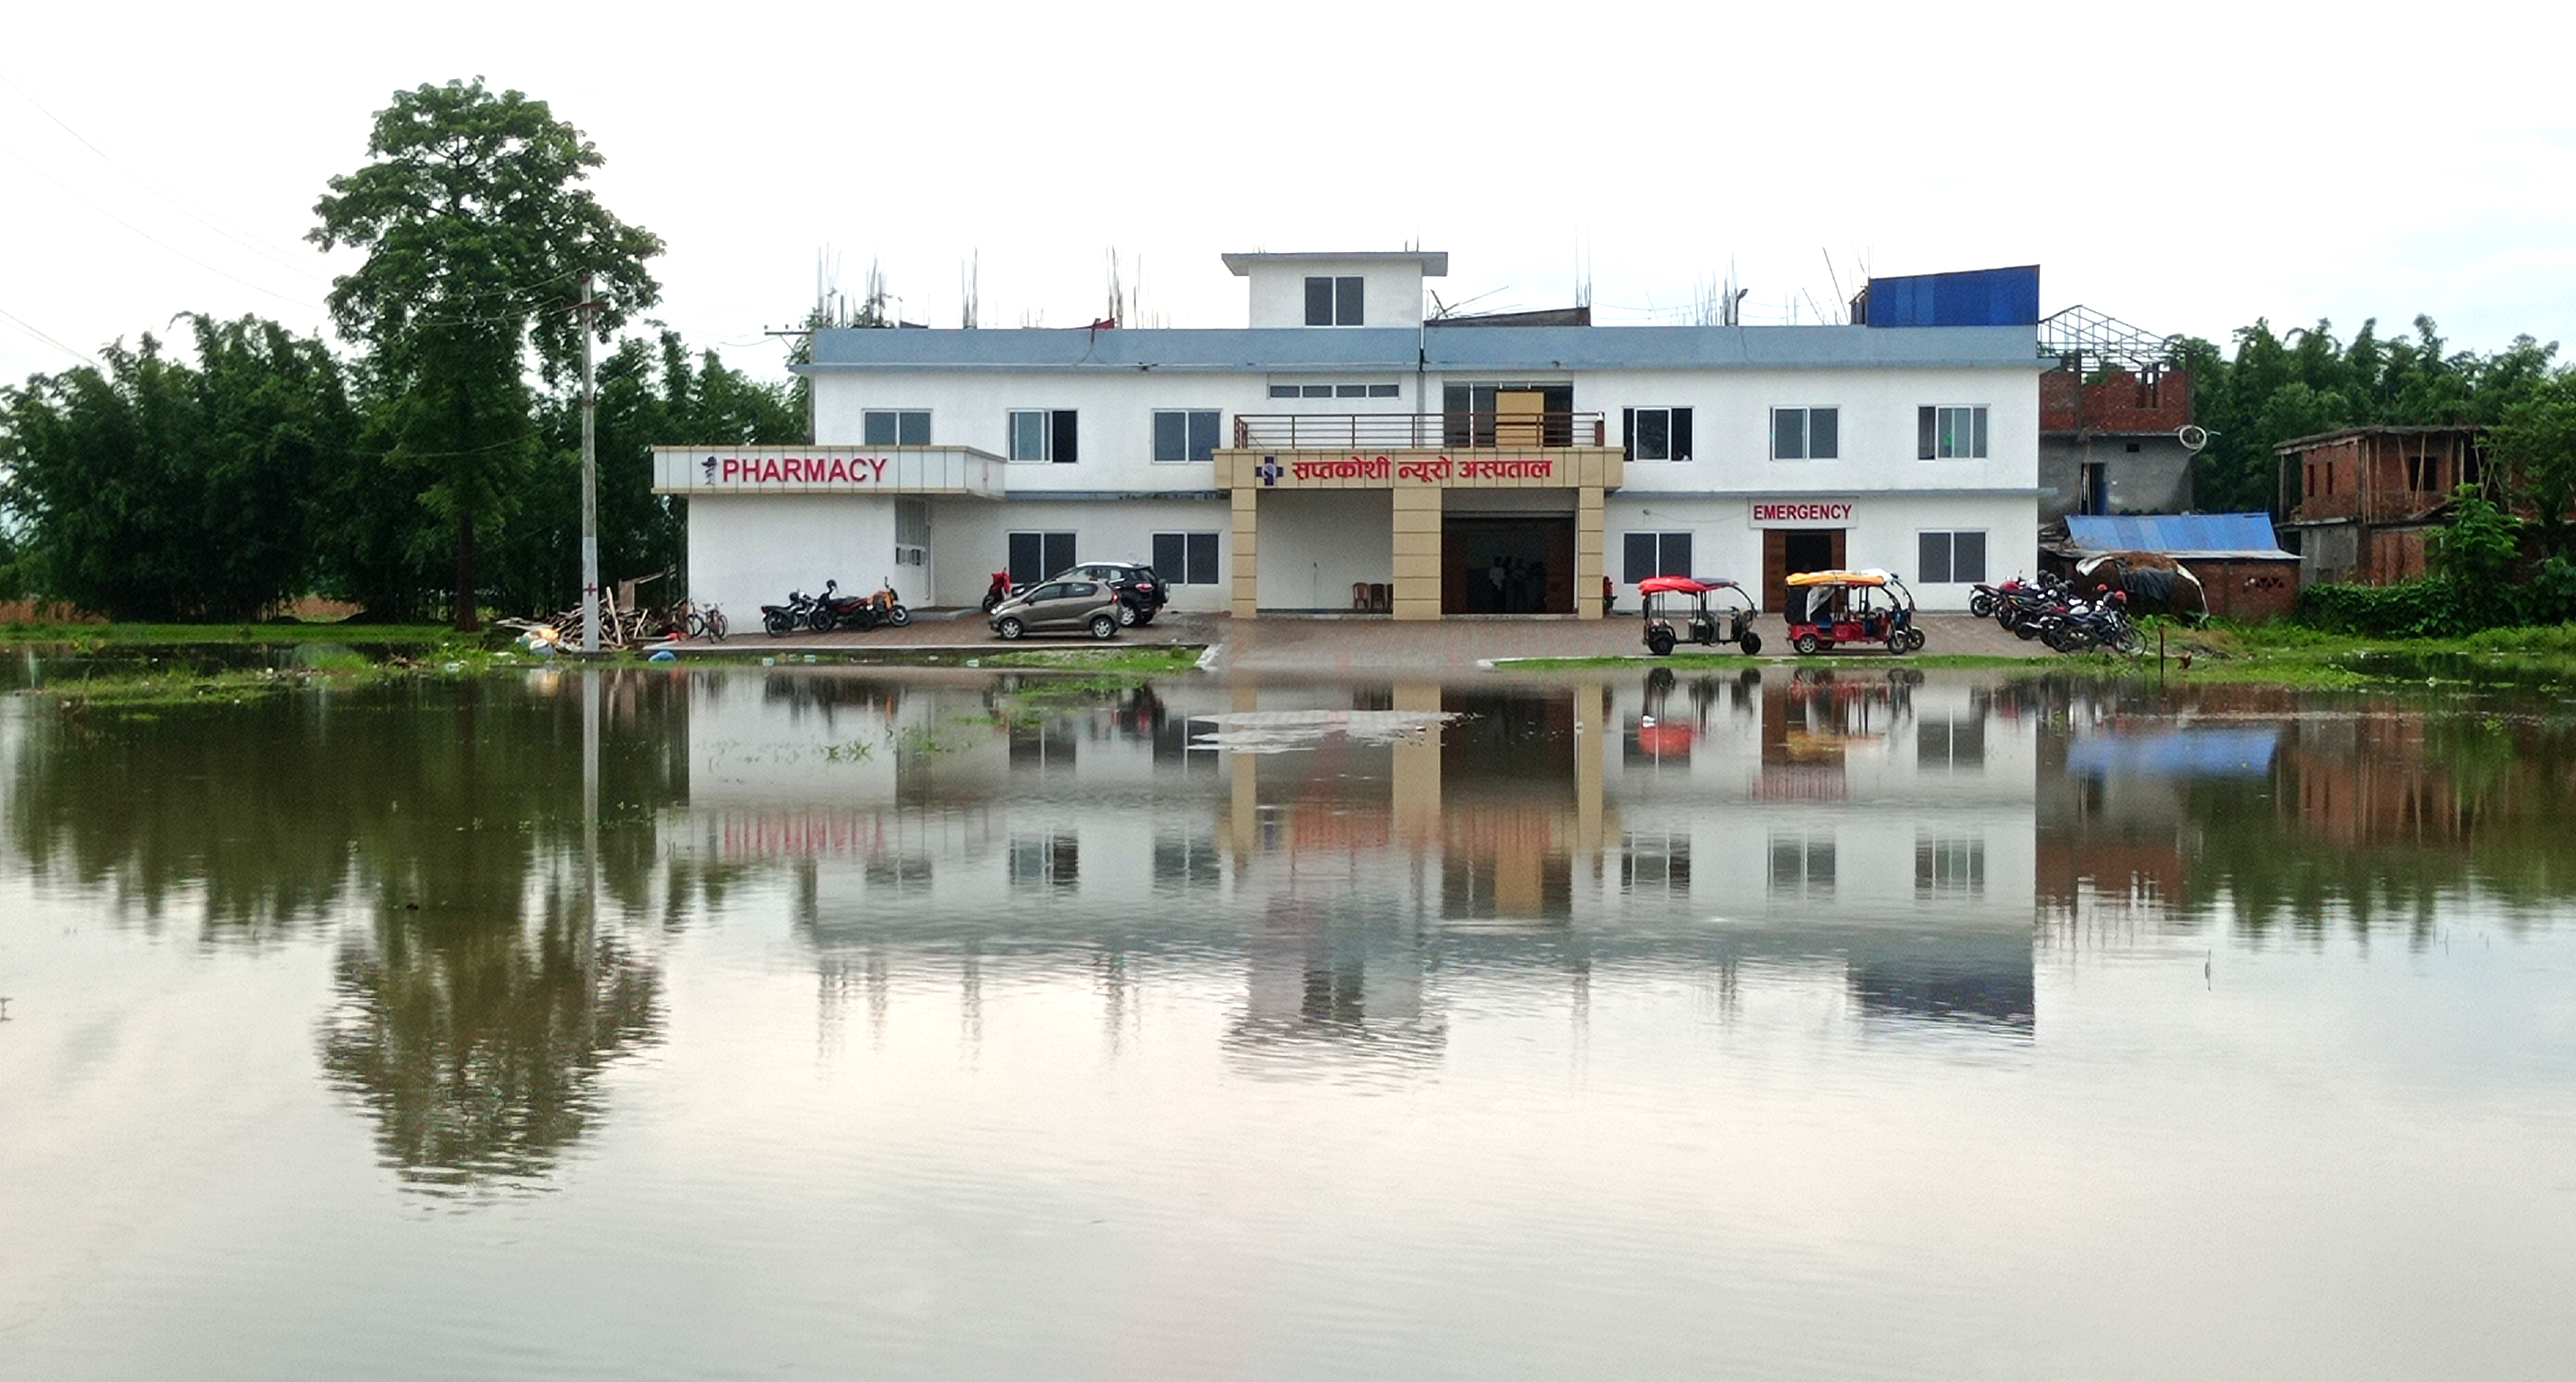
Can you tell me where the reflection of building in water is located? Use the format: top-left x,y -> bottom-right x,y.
2033,681 -> 2556,934
671,665 -> 2044,1055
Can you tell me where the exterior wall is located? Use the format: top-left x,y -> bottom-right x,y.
1241,258 -> 1428,329
687,493 -> 898,622
1254,490 -> 1393,610
1605,491 -> 2038,612
2282,429 -> 2484,585
1584,364 -> 2039,501
741,305 -> 2047,619
2195,558 -> 2300,622
2039,366 -> 2189,432
2298,521 -> 2361,587
813,366 -> 1248,497
927,496 -> 1234,610
2038,434 -> 2195,520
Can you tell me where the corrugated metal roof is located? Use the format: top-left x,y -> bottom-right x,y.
801,323 -> 2042,373
2065,512 -> 2287,555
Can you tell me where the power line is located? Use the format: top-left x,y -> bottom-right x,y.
0,303 -> 97,366
0,142 -> 323,313
0,64 -> 333,284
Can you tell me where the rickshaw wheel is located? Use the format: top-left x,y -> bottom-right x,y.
1646,629 -> 1676,657
1906,629 -> 1926,652
1887,631 -> 1908,655
1739,630 -> 1762,656
1792,631 -> 1820,656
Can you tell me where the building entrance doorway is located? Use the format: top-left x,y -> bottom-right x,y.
1446,517 -> 1574,613
1764,528 -> 1846,620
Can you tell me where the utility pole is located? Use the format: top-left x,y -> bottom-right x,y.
576,274 -> 602,654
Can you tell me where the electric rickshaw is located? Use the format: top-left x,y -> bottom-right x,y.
1783,569 -> 1925,656
1637,575 -> 1762,657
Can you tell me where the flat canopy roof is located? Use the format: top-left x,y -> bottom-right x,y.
801,323 -> 2042,374
1221,250 -> 1449,276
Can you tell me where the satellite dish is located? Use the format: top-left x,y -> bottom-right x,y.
2178,424 -> 2210,452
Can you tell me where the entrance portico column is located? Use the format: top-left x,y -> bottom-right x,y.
1391,487 -> 1443,620
1576,486 -> 1605,620
1230,487 -> 1259,620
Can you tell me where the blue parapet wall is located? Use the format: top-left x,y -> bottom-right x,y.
1859,266 -> 2041,328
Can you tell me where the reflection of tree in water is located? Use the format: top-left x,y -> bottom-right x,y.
9,670 -> 711,1190
318,885 -> 663,1194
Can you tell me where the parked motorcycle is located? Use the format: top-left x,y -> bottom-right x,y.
2038,590 -> 2142,654
761,585 -> 828,637
821,577 -> 912,631
1993,573 -> 2068,639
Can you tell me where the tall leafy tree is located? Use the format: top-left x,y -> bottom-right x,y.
483,330 -> 801,614
311,78 -> 661,629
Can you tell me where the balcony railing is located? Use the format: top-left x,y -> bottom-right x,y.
1232,412 -> 1607,451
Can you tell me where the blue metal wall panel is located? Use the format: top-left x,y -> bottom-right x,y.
1863,266 -> 2040,327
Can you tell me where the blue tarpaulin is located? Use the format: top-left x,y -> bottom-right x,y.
1860,267 -> 2041,328
2065,727 -> 2281,779
2065,512 -> 2286,556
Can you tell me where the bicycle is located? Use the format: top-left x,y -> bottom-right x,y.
677,600 -> 728,642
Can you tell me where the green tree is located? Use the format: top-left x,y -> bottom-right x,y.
0,316 -> 353,621
2485,376 -> 2576,558
483,330 -> 801,614
2426,487 -> 2520,586
311,77 -> 662,630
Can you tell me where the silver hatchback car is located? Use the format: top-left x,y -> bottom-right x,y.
987,578 -> 1122,641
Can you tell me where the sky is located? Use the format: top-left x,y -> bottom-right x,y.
4,0 -> 2572,386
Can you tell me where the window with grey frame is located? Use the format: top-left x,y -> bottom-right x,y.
1918,530 -> 1988,584
1769,834 -> 1835,897
1008,530 -> 1077,586
1151,531 -> 1221,585
863,409 -> 930,446
1152,409 -> 1221,463
1918,405 -> 1989,459
1913,836 -> 1985,896
1623,406 -> 1694,461
1621,832 -> 1692,895
1009,409 -> 1078,462
1771,406 -> 1839,459
1917,715 -> 1986,770
1304,275 -> 1365,326
1008,832 -> 1078,887
1622,531 -> 1693,584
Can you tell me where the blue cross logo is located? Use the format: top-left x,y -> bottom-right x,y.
1257,455 -> 1282,487
702,456 -> 718,482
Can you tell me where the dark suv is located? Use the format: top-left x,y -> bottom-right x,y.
1058,561 -> 1170,626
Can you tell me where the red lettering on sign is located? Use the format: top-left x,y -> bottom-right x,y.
867,457 -> 887,482
1753,502 -> 1854,523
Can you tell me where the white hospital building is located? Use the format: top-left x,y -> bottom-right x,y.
655,250 -> 2044,620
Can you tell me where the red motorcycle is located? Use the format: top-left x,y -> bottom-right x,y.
981,570 -> 1013,613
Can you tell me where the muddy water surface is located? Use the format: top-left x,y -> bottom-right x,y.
2,665 -> 2573,1380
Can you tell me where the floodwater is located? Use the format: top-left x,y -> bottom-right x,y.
3,661 -> 2574,1380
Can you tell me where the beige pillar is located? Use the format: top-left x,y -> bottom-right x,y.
1226,680 -> 1261,859
1391,682 -> 1444,855
1575,486 -> 1606,620
1392,487 -> 1443,621
1230,487 -> 1259,620
1573,682 -> 1606,865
